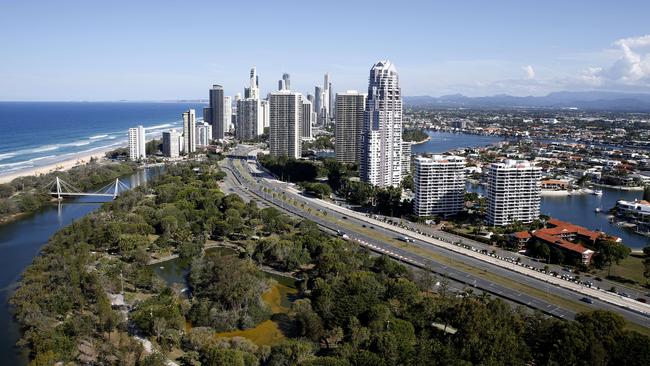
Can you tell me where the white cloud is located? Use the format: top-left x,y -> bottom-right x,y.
522,65 -> 535,79
590,34 -> 650,87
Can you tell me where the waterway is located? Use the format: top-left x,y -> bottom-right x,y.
411,131 -> 648,249
0,166 -> 164,365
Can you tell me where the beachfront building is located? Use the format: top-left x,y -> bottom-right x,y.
413,155 -> 466,217
486,160 -> 541,226
128,125 -> 146,161
269,90 -> 302,159
335,91 -> 366,164
195,122 -> 212,147
162,129 -> 180,158
182,109 -> 197,154
359,61 -> 403,188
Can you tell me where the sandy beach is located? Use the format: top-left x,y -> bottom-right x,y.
0,145 -> 121,184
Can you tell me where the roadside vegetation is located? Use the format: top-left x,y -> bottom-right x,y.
11,159 -> 650,365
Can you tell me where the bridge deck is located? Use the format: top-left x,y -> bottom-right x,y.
52,193 -> 115,197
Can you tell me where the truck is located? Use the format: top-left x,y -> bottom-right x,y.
399,235 -> 414,243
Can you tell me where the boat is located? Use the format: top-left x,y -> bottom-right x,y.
594,207 -> 601,213
592,189 -> 603,196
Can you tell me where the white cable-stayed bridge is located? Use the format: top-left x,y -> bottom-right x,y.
44,177 -> 130,200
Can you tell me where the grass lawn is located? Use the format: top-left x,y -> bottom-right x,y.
593,254 -> 649,287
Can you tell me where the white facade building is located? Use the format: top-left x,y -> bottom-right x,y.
128,125 -> 146,161
223,96 -> 232,134
195,122 -> 212,146
413,155 -> 466,216
486,160 -> 542,226
260,99 -> 270,129
182,109 -> 196,154
359,61 -> 403,187
162,129 -> 180,158
269,90 -> 302,159
335,91 -> 366,164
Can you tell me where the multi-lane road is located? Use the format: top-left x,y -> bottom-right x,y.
220,145 -> 650,331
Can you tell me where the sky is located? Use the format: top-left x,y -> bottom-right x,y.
1,0 -> 650,100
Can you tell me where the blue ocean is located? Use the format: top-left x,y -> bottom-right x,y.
0,102 -> 206,176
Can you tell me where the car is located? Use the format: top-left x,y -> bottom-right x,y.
620,292 -> 630,298
581,297 -> 593,304
362,224 -> 367,228
636,298 -> 647,303
342,216 -> 348,220
370,226 -> 375,229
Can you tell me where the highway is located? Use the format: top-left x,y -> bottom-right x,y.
220,145 -> 650,330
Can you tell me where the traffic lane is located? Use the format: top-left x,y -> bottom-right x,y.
252,178 -> 650,326
228,158 -> 650,325
239,180 -> 576,319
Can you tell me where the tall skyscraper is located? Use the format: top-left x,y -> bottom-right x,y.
248,66 -> 260,99
260,99 -> 270,129
300,98 -> 313,140
223,96 -> 232,134
314,85 -> 323,118
282,73 -> 290,90
402,141 -> 412,176
359,61 -> 403,187
182,109 -> 197,154
486,160 -> 542,226
162,129 -> 180,158
269,90 -> 302,159
335,91 -> 366,164
128,125 -> 146,161
236,98 -> 262,140
413,155 -> 466,217
206,85 -> 225,140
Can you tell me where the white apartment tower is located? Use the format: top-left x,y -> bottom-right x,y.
182,109 -> 196,154
195,122 -> 212,146
335,91 -> 366,164
359,61 -> 403,187
128,125 -> 146,161
414,155 -> 466,217
269,90 -> 302,159
260,100 -> 270,129
486,160 -> 542,226
162,129 -> 179,158
223,96 -> 232,134
300,98 -> 313,140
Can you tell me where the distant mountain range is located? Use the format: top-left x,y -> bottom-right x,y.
403,91 -> 650,111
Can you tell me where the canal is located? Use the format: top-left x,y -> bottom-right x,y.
0,166 -> 163,365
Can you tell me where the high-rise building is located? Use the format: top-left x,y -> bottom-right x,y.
314,86 -> 323,119
300,98 -> 313,140
335,91 -> 366,164
182,109 -> 197,154
260,100 -> 270,129
224,96 -> 232,134
359,61 -> 403,187
269,90 -> 302,159
402,141 -> 412,176
196,122 -> 212,146
249,67 -> 260,99
236,98 -> 262,140
486,160 -> 542,226
162,129 -> 180,158
206,85 -> 225,140
413,155 -> 466,217
128,125 -> 146,161
282,73 -> 290,90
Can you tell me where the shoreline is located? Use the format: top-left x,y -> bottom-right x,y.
0,145 -> 121,184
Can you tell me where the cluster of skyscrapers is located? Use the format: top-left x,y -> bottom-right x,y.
132,60 -> 542,226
